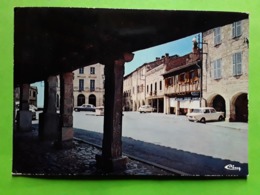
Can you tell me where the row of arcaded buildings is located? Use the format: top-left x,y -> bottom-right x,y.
123,18 -> 249,122
55,18 -> 248,122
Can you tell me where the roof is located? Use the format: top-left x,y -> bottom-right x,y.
14,8 -> 248,85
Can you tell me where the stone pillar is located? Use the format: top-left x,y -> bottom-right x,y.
17,84 -> 32,131
176,101 -> 180,115
59,72 -> 74,147
39,76 -> 60,141
226,100 -> 233,122
96,53 -> 134,171
164,96 -> 168,114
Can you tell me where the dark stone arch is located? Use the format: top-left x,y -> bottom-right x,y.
89,94 -> 96,106
77,94 -> 85,106
235,93 -> 248,122
212,95 -> 226,116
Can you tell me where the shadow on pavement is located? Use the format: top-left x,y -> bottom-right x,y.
74,128 -> 248,177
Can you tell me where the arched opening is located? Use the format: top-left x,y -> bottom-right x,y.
77,94 -> 85,106
235,93 -> 248,122
212,95 -> 226,117
89,94 -> 96,106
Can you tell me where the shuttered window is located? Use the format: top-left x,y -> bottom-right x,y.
214,27 -> 221,45
233,52 -> 242,76
232,21 -> 242,38
213,59 -> 222,79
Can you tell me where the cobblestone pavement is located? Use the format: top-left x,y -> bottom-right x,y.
13,128 -> 175,177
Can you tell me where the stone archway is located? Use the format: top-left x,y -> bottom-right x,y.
77,94 -> 85,106
89,94 -> 96,106
212,95 -> 226,117
234,93 -> 248,122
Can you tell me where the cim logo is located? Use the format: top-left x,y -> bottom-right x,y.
224,164 -> 241,171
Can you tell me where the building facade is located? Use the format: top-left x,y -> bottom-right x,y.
57,63 -> 105,108
202,18 -> 249,122
15,85 -> 38,106
146,57 -> 166,113
162,46 -> 202,115
123,19 -> 248,123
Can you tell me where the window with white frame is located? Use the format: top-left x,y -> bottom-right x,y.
232,21 -> 242,38
79,79 -> 84,91
214,27 -> 221,45
213,59 -> 222,79
90,79 -> 95,91
233,52 -> 242,76
79,67 -> 84,74
90,67 -> 95,74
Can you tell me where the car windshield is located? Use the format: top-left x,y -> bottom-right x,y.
192,109 -> 202,113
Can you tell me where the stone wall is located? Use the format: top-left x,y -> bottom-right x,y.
202,19 -> 249,121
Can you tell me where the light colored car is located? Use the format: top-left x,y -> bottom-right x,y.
138,105 -> 155,113
74,104 -> 96,112
186,107 -> 225,123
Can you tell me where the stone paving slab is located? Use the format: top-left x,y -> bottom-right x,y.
12,129 -> 175,177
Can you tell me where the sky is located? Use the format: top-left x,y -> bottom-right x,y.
32,33 -> 200,107
124,33 -> 200,75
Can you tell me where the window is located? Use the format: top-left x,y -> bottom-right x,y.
140,84 -> 143,93
90,80 -> 95,91
79,79 -> 84,91
189,70 -> 199,82
232,21 -> 242,38
210,109 -> 216,113
214,27 -> 221,45
79,67 -> 84,74
190,71 -> 195,80
150,84 -> 153,92
90,67 -> 95,74
233,52 -> 242,76
155,82 -> 157,91
178,73 -> 185,83
159,80 -> 162,90
185,72 -> 190,83
213,59 -> 222,79
165,77 -> 173,87
147,85 -> 149,93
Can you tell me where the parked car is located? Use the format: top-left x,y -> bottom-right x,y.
74,104 -> 96,112
186,107 -> 225,123
138,105 -> 155,113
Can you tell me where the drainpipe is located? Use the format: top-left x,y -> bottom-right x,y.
195,62 -> 202,108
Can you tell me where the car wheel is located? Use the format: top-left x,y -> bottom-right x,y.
218,116 -> 224,121
200,117 -> 206,123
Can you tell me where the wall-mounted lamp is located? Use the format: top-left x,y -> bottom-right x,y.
244,37 -> 249,48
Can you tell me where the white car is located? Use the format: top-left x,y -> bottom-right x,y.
138,105 -> 155,113
186,107 -> 225,123
74,104 -> 96,112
